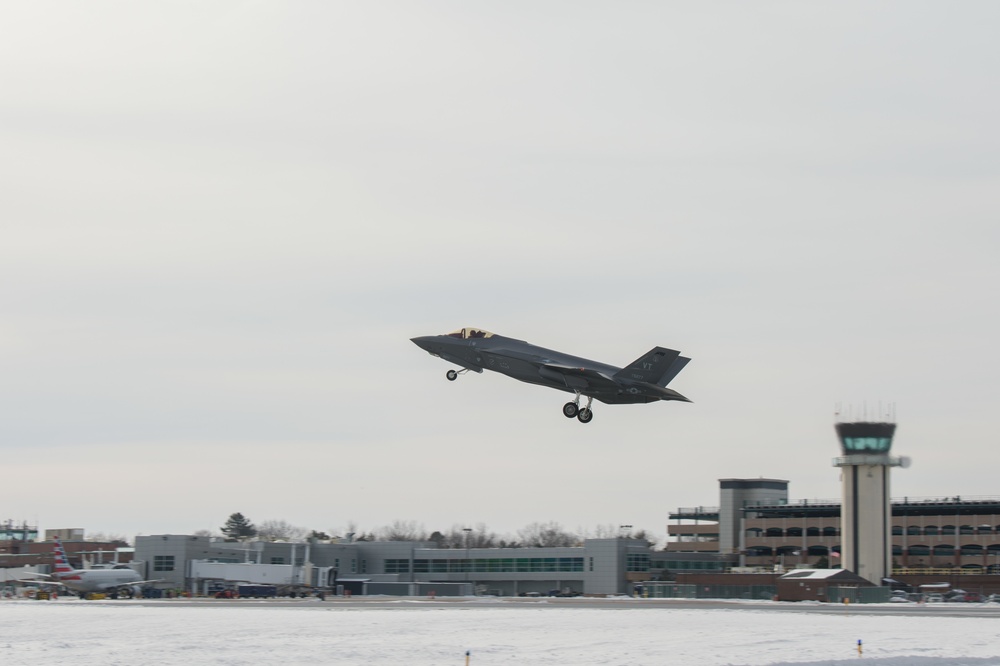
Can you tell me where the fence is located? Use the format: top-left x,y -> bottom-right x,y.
642,582 -> 892,603
827,586 -> 891,604
642,583 -> 776,601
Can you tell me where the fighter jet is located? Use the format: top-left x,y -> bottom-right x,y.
411,328 -> 691,423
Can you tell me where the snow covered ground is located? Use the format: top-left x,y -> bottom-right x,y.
3,597 -> 1000,666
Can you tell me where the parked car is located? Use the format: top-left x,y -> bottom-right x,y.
925,593 -> 945,603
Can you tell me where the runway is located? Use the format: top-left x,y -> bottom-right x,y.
110,594 -> 1000,618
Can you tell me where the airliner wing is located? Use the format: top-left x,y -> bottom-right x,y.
0,571 -> 52,585
92,578 -> 165,590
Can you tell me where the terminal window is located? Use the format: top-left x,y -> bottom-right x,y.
412,557 -> 584,574
153,555 -> 175,572
384,559 -> 410,574
626,553 -> 650,572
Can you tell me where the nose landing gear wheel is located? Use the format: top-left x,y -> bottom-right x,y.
562,402 -> 579,418
446,369 -> 458,381
577,408 -> 594,424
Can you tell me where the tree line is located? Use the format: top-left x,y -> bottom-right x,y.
217,514 -> 659,548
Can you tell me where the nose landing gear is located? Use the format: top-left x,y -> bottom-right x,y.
446,369 -> 472,381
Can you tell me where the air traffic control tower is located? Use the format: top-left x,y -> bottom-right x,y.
833,414 -> 908,585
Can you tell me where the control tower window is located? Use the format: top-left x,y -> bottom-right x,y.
841,436 -> 892,452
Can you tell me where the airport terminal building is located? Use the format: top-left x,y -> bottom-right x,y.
134,535 -> 655,596
668,479 -> 1000,575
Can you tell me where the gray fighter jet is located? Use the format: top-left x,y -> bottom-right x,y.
411,327 -> 691,423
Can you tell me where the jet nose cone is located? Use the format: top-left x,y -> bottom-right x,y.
411,336 -> 436,352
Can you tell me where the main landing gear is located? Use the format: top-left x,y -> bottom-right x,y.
562,394 -> 594,424
445,369 -> 471,381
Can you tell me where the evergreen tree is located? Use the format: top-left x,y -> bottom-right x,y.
221,512 -> 257,540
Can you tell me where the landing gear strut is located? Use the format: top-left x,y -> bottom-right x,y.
446,369 -> 471,381
562,394 -> 594,424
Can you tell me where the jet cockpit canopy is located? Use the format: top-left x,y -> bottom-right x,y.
447,327 -> 494,340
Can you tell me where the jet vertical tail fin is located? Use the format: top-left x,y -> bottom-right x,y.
52,538 -> 75,576
613,347 -> 690,386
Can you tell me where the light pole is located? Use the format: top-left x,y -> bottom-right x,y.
463,528 -> 473,588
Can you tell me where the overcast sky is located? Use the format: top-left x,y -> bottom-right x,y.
2,2 -> 998,543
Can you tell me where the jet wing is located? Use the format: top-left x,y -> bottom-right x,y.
482,345 -> 621,391
538,363 -> 621,392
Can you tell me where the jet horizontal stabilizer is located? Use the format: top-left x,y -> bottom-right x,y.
658,355 -> 691,387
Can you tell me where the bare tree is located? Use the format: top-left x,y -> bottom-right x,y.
585,524 -> 622,539
580,524 -> 658,547
468,523 -> 498,548
341,521 -> 359,543
517,521 -> 579,548
375,520 -> 428,541
85,532 -> 130,545
192,529 -> 216,538
433,524 -> 498,548
256,519 -> 308,542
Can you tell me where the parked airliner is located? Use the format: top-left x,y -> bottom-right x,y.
32,538 -> 158,598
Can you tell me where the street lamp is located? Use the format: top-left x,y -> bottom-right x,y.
463,528 -> 473,586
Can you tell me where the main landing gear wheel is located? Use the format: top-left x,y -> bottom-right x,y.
446,369 -> 458,381
563,394 -> 594,423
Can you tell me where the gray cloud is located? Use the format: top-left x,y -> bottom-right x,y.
1,1 -> 998,537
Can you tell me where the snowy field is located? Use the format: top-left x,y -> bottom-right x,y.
3,598 -> 1000,666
